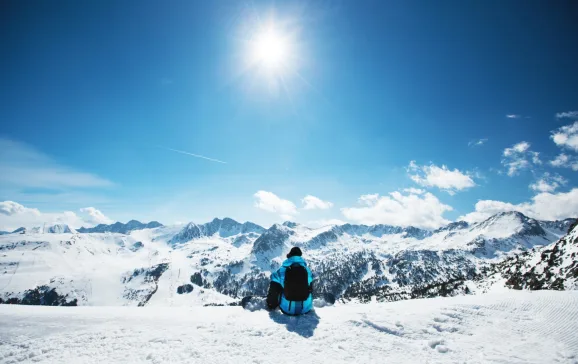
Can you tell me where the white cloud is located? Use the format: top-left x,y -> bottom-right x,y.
529,173 -> 567,193
341,191 -> 452,229
280,214 -> 295,221
80,207 -> 113,225
504,159 -> 530,175
359,193 -> 380,205
407,161 -> 475,194
506,114 -> 521,119
551,121 -> 578,152
503,141 -> 530,156
501,141 -> 541,176
253,191 -> 297,216
468,138 -> 488,147
550,153 -> 578,171
403,188 -> 426,195
0,201 -> 112,231
301,195 -> 333,210
0,138 -> 113,190
307,218 -> 347,228
459,200 -> 519,223
556,111 -> 578,119
0,201 -> 40,217
459,188 -> 578,223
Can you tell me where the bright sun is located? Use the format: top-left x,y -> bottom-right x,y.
254,30 -> 287,68
238,14 -> 305,95
251,28 -> 289,71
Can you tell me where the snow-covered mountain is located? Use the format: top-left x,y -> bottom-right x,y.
77,220 -> 163,234
12,224 -> 77,234
0,213 -> 575,307
479,219 -> 578,291
169,218 -> 265,245
44,224 -> 76,234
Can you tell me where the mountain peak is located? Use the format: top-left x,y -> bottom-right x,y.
251,223 -> 294,261
46,224 -> 75,234
497,211 -> 526,219
480,211 -> 529,225
433,221 -> 469,234
474,211 -> 546,238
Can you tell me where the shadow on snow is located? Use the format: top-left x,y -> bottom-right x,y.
268,310 -> 320,338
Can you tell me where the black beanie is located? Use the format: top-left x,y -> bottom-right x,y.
286,247 -> 302,258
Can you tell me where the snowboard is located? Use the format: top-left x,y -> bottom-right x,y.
241,295 -> 268,311
315,293 -> 336,307
241,293 -> 336,311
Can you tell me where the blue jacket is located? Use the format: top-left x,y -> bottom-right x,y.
271,256 -> 314,315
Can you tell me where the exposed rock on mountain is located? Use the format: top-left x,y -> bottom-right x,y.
0,285 -> 78,306
479,219 -> 578,291
122,263 -> 169,306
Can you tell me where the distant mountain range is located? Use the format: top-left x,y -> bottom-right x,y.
77,220 -> 163,234
0,212 -> 575,307
0,225 -> 75,234
0,220 -> 164,235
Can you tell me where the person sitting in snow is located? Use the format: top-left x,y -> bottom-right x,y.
266,247 -> 314,315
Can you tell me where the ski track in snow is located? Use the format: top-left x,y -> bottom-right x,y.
1,291 -> 577,364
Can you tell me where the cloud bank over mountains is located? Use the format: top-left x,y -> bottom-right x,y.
0,201 -> 112,232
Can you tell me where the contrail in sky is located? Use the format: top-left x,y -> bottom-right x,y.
163,147 -> 227,164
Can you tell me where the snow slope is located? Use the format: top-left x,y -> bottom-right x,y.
0,231 -> 235,306
0,290 -> 577,363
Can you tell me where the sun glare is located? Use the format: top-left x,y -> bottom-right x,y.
252,28 -> 289,70
237,12 -> 307,96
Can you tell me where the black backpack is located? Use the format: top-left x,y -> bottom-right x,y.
283,263 -> 310,301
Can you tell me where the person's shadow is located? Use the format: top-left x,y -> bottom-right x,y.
269,310 -> 320,338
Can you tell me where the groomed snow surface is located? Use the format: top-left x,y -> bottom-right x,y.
1,291 -> 577,364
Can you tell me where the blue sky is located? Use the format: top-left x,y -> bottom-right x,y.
1,0 -> 577,230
